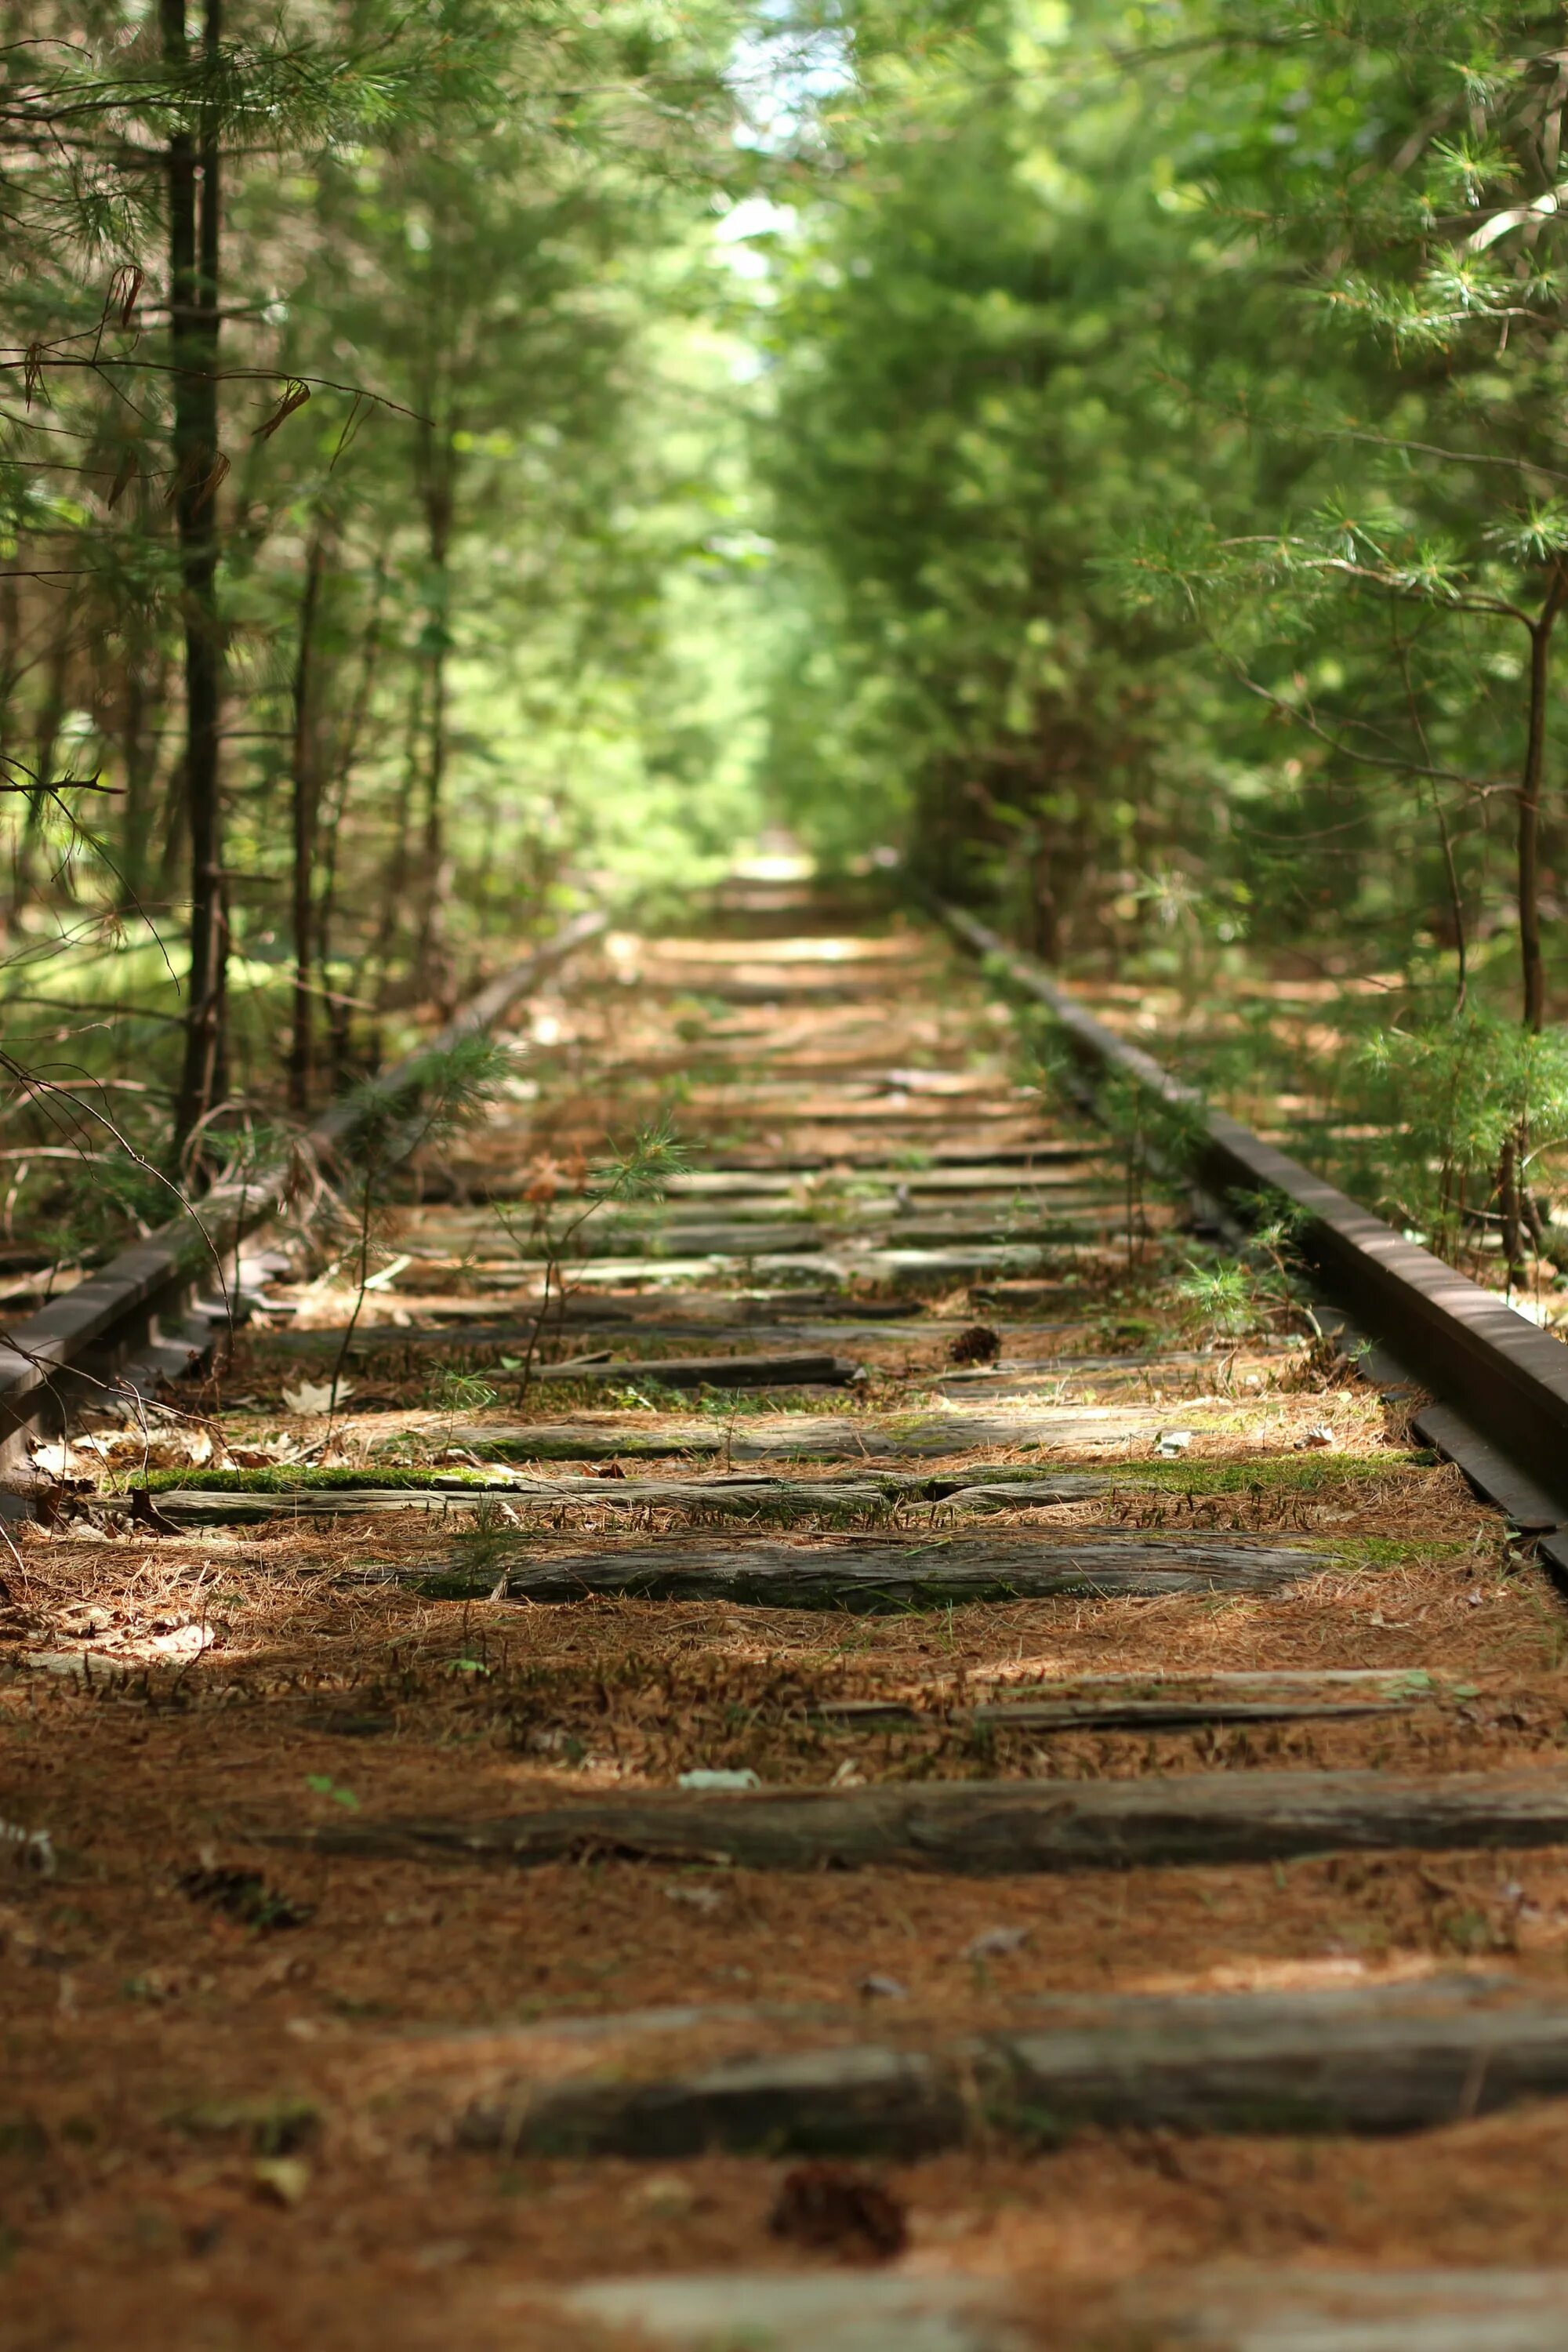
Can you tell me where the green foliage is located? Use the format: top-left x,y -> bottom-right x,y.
753,0 -> 1568,1030
1175,1220 -> 1305,1338
323,1032 -> 503,1425
340,1036 -> 508,1174
1122,1450 -> 1417,1497
489,1110 -> 688,1396
586,1112 -> 691,1203
425,1367 -> 500,1417
723,0 -> 1568,1283
1174,1257 -> 1264,1341
0,0 -> 765,1183
304,1774 -> 360,1811
9,0 -> 1568,1298
1348,1013 -> 1568,1247
1094,1065 -> 1210,1186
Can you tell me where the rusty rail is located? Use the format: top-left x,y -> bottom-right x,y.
0,907 -> 605,1465
939,903 -> 1568,1562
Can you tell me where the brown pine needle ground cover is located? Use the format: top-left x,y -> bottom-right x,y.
7,1455 -> 1568,2350
8,891 -> 1568,2350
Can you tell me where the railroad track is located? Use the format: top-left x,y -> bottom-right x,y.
5,864 -> 1568,2349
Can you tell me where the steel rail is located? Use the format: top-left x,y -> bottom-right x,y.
938,902 -> 1568,1563
0,907 -> 606,1468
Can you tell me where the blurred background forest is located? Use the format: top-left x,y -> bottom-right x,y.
7,0 -> 1568,1272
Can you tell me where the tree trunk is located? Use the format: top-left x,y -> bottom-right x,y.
29,627 -> 68,800
14,622 -> 71,910
1430,779 -> 1467,1012
1517,567 -> 1567,1034
1497,568 -> 1567,1274
412,416 -> 456,1002
287,524 -> 330,1115
169,0 -> 227,1157
1028,834 -> 1061,963
318,559 -> 386,1089
118,644 -> 166,909
0,571 -> 17,946
362,662 -> 426,1035
416,612 -> 450,999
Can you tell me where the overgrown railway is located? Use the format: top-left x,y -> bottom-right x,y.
6,863 -> 1568,2350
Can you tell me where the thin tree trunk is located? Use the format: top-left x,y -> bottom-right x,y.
0,575 -> 17,738
0,572 -> 17,947
416,637 -> 453,1007
1498,1130 -> 1523,1280
1497,566 -> 1568,1277
1029,834 -> 1061,964
118,646 -> 166,909
419,614 -> 448,969
364,662 -> 426,1029
1517,566 -> 1567,1034
287,524 -> 330,1115
30,630 -> 67,799
15,623 -> 71,910
169,0 -> 227,1156
1396,631 -> 1467,1013
1429,782 -> 1466,1013
412,412 -> 456,1001
318,558 -> 385,1088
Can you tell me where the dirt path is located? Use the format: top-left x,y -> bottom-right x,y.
4,863 -> 1568,2350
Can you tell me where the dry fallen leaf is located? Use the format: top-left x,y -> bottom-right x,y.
664,1882 -> 724,1915
252,2157 -> 310,2208
281,1380 -> 351,1416
964,1924 -> 1030,1961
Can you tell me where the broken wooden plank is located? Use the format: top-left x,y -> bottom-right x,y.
454,1421 -> 727,1458
421,1141 -> 1101,1191
564,1223 -> 833,1258
260,1314 -> 838,1352
278,1760 -> 1568,1874
935,1363 -> 1229,1397
535,1352 -> 860,1389
811,1694 -> 1415,1733
454,1980 -> 1568,2156
628,970 -> 932,1003
1139,2268 -> 1568,2352
810,1668 -> 1462,1729
554,2267 -> 1568,2352
977,1668 -> 1459,1690
133,1470 -> 1112,1525
543,1216 -> 1123,1257
717,1403 -> 1190,1453
554,2272 -> 1022,2352
662,1160 -> 1103,1196
414,1533 -> 1326,1608
635,1143 -> 1096,1174
256,1294 -> 967,1347
136,1486 -> 517,1522
452,1407 -> 1195,1462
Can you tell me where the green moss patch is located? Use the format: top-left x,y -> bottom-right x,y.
463,1428 -> 717,1460
122,1464 -> 512,1495
1114,1449 -> 1427,1497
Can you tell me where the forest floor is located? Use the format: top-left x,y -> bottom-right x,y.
4,868 -> 1568,2350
